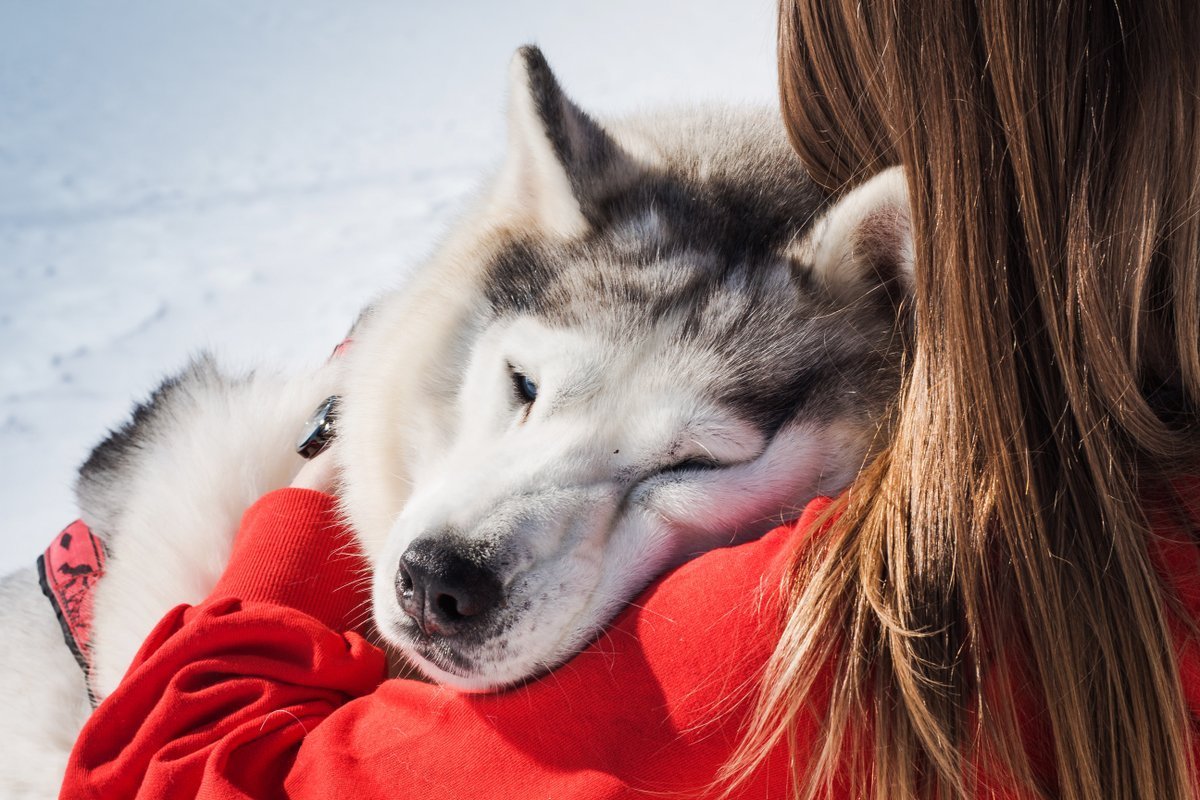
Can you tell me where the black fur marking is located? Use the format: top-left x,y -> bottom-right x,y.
483,167 -> 825,321
74,356 -> 253,541
484,240 -> 556,315
718,365 -> 829,437
516,45 -> 621,226
77,370 -> 183,492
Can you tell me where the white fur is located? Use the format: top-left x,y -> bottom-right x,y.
88,366 -> 343,699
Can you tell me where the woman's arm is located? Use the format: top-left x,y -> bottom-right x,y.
62,489 -> 388,798
62,487 -> 820,799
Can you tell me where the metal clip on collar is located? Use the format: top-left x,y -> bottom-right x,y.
296,395 -> 341,459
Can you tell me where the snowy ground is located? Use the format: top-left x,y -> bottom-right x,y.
0,2 -> 778,574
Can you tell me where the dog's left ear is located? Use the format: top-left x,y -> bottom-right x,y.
491,45 -> 639,239
794,167 -> 914,302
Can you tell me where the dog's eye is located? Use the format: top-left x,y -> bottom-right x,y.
666,457 -> 720,473
512,371 -> 538,405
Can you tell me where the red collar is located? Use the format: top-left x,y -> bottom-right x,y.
37,520 -> 106,704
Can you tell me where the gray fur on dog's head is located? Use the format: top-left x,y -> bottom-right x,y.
336,46 -> 912,689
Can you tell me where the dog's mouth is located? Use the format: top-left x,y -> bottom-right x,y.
400,630 -> 478,678
390,617 -> 563,689
393,620 -> 575,689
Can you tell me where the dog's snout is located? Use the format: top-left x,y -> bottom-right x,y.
397,538 -> 504,637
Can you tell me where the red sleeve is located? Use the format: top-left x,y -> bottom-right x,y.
61,490 -> 832,800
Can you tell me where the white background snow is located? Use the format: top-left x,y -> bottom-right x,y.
0,2 -> 778,574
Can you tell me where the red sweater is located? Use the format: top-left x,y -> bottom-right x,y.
60,487 -> 1200,799
59,489 -> 818,798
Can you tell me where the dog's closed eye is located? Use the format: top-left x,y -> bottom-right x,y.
661,457 -> 720,474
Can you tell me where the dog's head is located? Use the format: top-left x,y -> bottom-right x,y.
337,47 -> 912,690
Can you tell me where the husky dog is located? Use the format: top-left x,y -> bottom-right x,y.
0,46 -> 912,796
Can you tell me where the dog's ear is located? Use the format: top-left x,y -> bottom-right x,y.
793,167 -> 913,303
492,45 -> 638,239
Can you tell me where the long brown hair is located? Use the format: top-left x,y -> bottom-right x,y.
724,1 -> 1200,798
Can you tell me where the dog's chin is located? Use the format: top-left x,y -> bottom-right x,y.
402,645 -> 550,693
404,649 -> 503,693
374,611 -> 581,692
373,618 -> 523,692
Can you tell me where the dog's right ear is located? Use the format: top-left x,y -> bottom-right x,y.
792,166 -> 914,303
491,46 -> 639,239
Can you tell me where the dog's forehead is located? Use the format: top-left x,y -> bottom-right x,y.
484,233 -> 813,328
484,248 -> 875,437
482,158 -> 828,319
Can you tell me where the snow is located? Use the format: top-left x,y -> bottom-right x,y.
0,2 -> 778,574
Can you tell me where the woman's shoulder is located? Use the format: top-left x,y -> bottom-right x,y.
291,498 -> 838,799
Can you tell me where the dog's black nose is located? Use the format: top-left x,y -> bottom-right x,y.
397,538 -> 504,636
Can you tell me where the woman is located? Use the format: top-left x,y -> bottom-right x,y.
60,1 -> 1200,798
729,1 -> 1200,798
